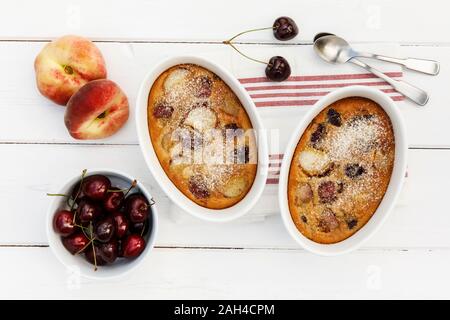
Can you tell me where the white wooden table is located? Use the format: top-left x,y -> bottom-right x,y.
1,0 -> 450,299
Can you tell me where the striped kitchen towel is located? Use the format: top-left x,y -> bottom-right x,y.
239,71 -> 404,186
169,44 -> 407,223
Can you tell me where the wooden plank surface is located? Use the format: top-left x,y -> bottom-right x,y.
0,42 -> 448,146
0,0 -> 449,299
1,145 -> 448,249
1,247 -> 449,299
0,0 -> 449,44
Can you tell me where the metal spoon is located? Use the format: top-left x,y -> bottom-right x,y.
314,34 -> 430,105
314,34 -> 439,75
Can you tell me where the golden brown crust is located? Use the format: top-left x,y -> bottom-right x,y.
147,64 -> 257,209
288,97 -> 395,244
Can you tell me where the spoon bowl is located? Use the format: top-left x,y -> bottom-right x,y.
313,32 -> 335,43
313,34 -> 353,64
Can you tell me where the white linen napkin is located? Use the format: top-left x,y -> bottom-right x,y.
168,44 -> 408,223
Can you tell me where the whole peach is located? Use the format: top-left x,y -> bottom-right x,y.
34,35 -> 107,105
64,80 -> 129,140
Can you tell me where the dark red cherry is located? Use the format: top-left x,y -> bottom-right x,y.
70,181 -> 86,203
265,56 -> 291,82
103,189 -> 124,212
131,220 -> 149,236
125,194 -> 150,223
122,234 -> 146,258
273,16 -> 299,41
97,240 -> 118,264
85,245 -> 107,266
77,199 -> 102,223
53,210 -> 75,236
112,211 -> 129,239
82,175 -> 111,200
117,240 -> 124,257
95,217 -> 115,243
62,232 -> 89,255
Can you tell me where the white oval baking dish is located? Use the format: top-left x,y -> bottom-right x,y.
278,86 -> 407,255
136,56 -> 268,222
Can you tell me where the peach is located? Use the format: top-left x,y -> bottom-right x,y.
34,35 -> 107,105
64,80 -> 129,140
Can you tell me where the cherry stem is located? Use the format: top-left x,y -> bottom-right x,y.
223,26 -> 275,66
89,221 -> 98,271
75,222 -> 94,245
74,223 -> 90,233
123,180 -> 137,198
225,42 -> 268,65
107,179 -> 136,195
91,245 -> 98,271
46,193 -> 69,197
107,189 -> 125,193
71,169 -> 87,216
140,221 -> 147,237
75,238 -> 93,255
224,26 -> 274,43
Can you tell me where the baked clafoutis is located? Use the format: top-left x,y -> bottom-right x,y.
288,97 -> 395,244
147,64 -> 257,209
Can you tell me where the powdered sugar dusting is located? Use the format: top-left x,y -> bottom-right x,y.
150,64 -> 256,200
289,98 -> 395,243
327,115 -> 384,161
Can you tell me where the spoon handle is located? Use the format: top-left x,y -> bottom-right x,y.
358,52 -> 440,75
350,58 -> 429,106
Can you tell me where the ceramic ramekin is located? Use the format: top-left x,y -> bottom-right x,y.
136,56 -> 268,222
46,168 -> 158,279
278,86 -> 408,255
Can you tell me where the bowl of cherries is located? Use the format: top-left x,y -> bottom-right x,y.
46,169 -> 158,279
